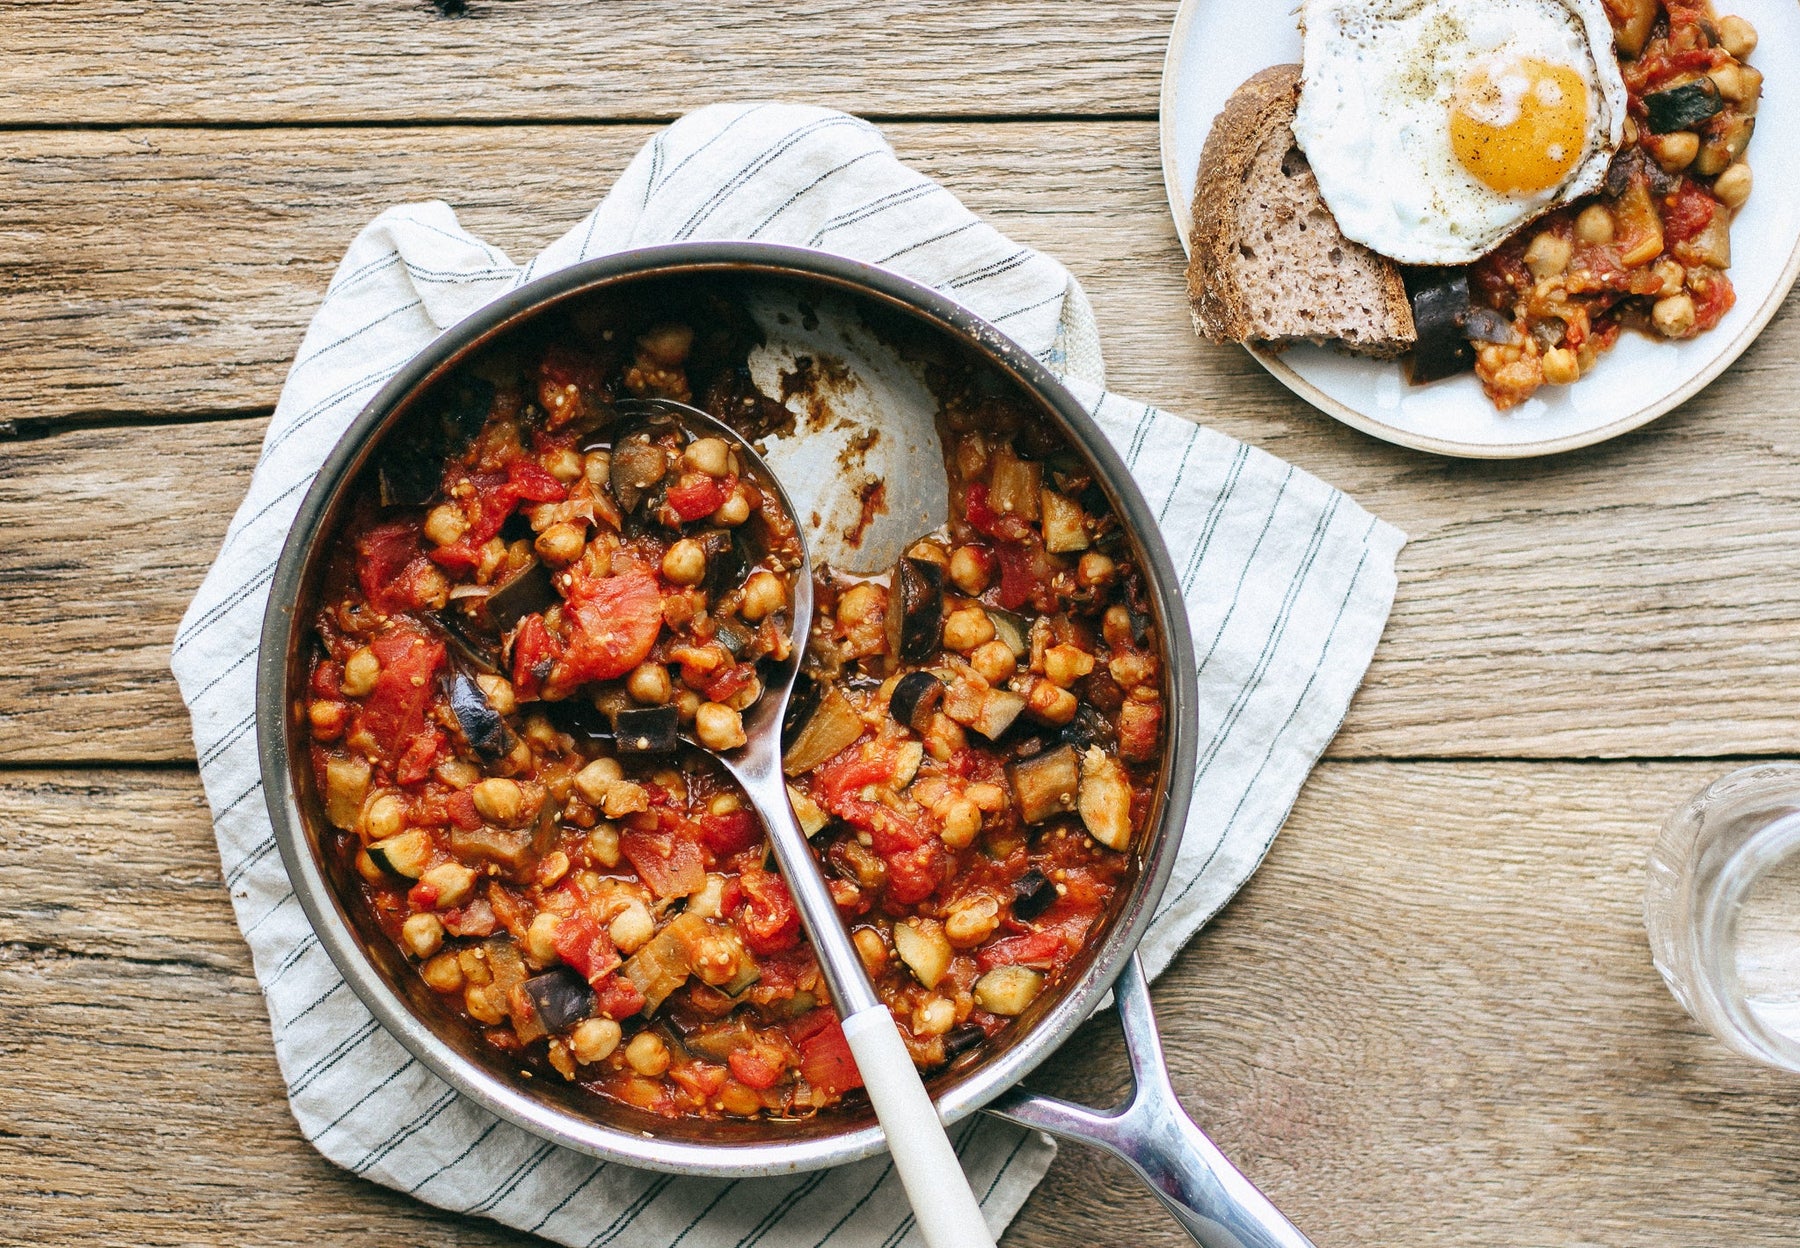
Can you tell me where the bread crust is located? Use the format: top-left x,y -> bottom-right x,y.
1185,64 -> 1416,356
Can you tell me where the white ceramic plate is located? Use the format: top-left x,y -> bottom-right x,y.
1159,0 -> 1800,457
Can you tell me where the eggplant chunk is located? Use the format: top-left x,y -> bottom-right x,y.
886,557 -> 945,664
486,560 -> 558,632
943,1024 -> 987,1060
447,669 -> 516,759
1011,868 -> 1057,921
609,704 -> 681,753
1645,78 -> 1724,134
609,422 -> 674,514
449,825 -> 536,878
974,965 -> 1044,1017
783,685 -> 864,775
324,755 -> 371,830
1405,268 -> 1474,385
1008,743 -> 1080,824
1060,702 -> 1117,752
521,967 -> 597,1033
969,687 -> 1027,741
889,670 -> 947,733
699,529 -> 749,598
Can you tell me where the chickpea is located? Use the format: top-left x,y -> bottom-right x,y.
421,950 -> 464,992
401,912 -> 445,959
436,757 -> 480,789
574,757 -> 624,805
609,899 -> 656,954
587,821 -> 621,868
944,898 -> 1000,948
1710,62 -> 1761,104
626,661 -> 672,706
625,1030 -> 671,1077
965,782 -> 1008,812
1653,292 -> 1697,338
695,701 -> 748,751
362,791 -> 407,841
539,445 -> 584,483
1651,259 -> 1686,298
969,639 -> 1018,685
412,565 -> 449,610
675,688 -> 702,724
708,791 -> 742,817
1574,204 -> 1615,246
943,607 -> 996,652
538,850 -> 571,888
662,538 -> 708,586
939,795 -> 982,849
525,912 -> 562,966
1024,679 -> 1078,726
1650,130 -> 1700,173
421,862 -> 477,909
1718,14 -> 1757,60
1523,232 -> 1572,281
1540,347 -> 1580,386
913,997 -> 957,1037
535,522 -> 586,566
601,781 -> 651,819
1715,162 -> 1753,210
853,927 -> 888,974
307,700 -> 347,740
682,437 -> 732,477
471,776 -> 525,825
572,1017 -> 622,1065
474,673 -> 516,716
465,982 -> 507,1025
712,489 -> 752,527
1043,644 -> 1095,689
341,647 -> 380,698
636,322 -> 694,368
423,503 -> 468,547
1076,551 -> 1115,588
1102,604 -> 1134,650
739,570 -> 787,623
947,546 -> 991,595
837,582 -> 884,628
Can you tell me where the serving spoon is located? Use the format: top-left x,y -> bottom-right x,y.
619,397 -> 998,1248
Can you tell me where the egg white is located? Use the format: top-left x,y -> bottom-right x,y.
1292,0 -> 1627,265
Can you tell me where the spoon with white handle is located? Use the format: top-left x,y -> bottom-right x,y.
621,397 -> 998,1248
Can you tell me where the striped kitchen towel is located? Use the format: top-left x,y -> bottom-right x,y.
170,102 -> 1404,1247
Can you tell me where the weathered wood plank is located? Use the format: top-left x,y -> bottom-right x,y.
0,0 -> 1170,127
3,761 -> 1795,1247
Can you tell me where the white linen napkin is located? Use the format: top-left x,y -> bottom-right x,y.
170,102 -> 1404,1247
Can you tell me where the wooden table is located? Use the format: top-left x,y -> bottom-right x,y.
5,4 -> 1799,1244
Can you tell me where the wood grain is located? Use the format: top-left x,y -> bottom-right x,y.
0,0 -> 1170,127
4,761 -> 1795,1247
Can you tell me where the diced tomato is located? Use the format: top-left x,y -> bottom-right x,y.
620,825 -> 707,899
406,880 -> 440,910
670,1061 -> 730,1102
356,521 -> 435,615
554,565 -> 664,686
506,456 -> 568,505
1690,267 -> 1736,334
789,1010 -> 862,1095
1661,180 -> 1715,245
728,1046 -> 786,1091
310,660 -> 343,700
427,541 -> 483,576
456,471 -> 512,546
813,749 -> 895,805
964,483 -> 1032,544
553,912 -> 622,984
394,726 -> 445,786
977,928 -> 1065,971
665,472 -> 726,522
697,807 -> 761,856
510,614 -> 559,701
355,627 -> 445,763
704,662 -> 758,706
591,972 -> 646,1020
735,870 -> 801,954
446,789 -> 482,830
883,843 -> 945,906
995,539 -> 1058,612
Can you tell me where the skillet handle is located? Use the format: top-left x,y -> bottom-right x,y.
983,954 -> 1317,1248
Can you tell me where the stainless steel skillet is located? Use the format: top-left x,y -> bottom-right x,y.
256,242 -> 1313,1248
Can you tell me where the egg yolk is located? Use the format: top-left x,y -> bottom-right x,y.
1449,58 -> 1590,194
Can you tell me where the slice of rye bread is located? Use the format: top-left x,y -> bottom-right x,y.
1186,64 -> 1416,358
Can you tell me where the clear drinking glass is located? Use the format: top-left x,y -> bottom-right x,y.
1646,762 -> 1800,1071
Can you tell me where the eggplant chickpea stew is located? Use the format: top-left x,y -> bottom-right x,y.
304,298 -> 1163,1120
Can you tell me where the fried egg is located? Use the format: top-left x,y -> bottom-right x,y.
1292,0 -> 1626,265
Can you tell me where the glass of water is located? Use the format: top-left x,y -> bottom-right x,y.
1647,763 -> 1800,1071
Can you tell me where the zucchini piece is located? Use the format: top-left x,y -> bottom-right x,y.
368,828 -> 432,879
1007,743 -> 1080,824
620,911 -> 703,1014
323,755 -> 371,831
974,965 -> 1044,1017
885,556 -> 945,664
893,918 -> 952,989
888,670 -> 947,733
782,685 -> 865,775
986,607 -> 1028,658
787,785 -> 831,837
1645,77 -> 1723,133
